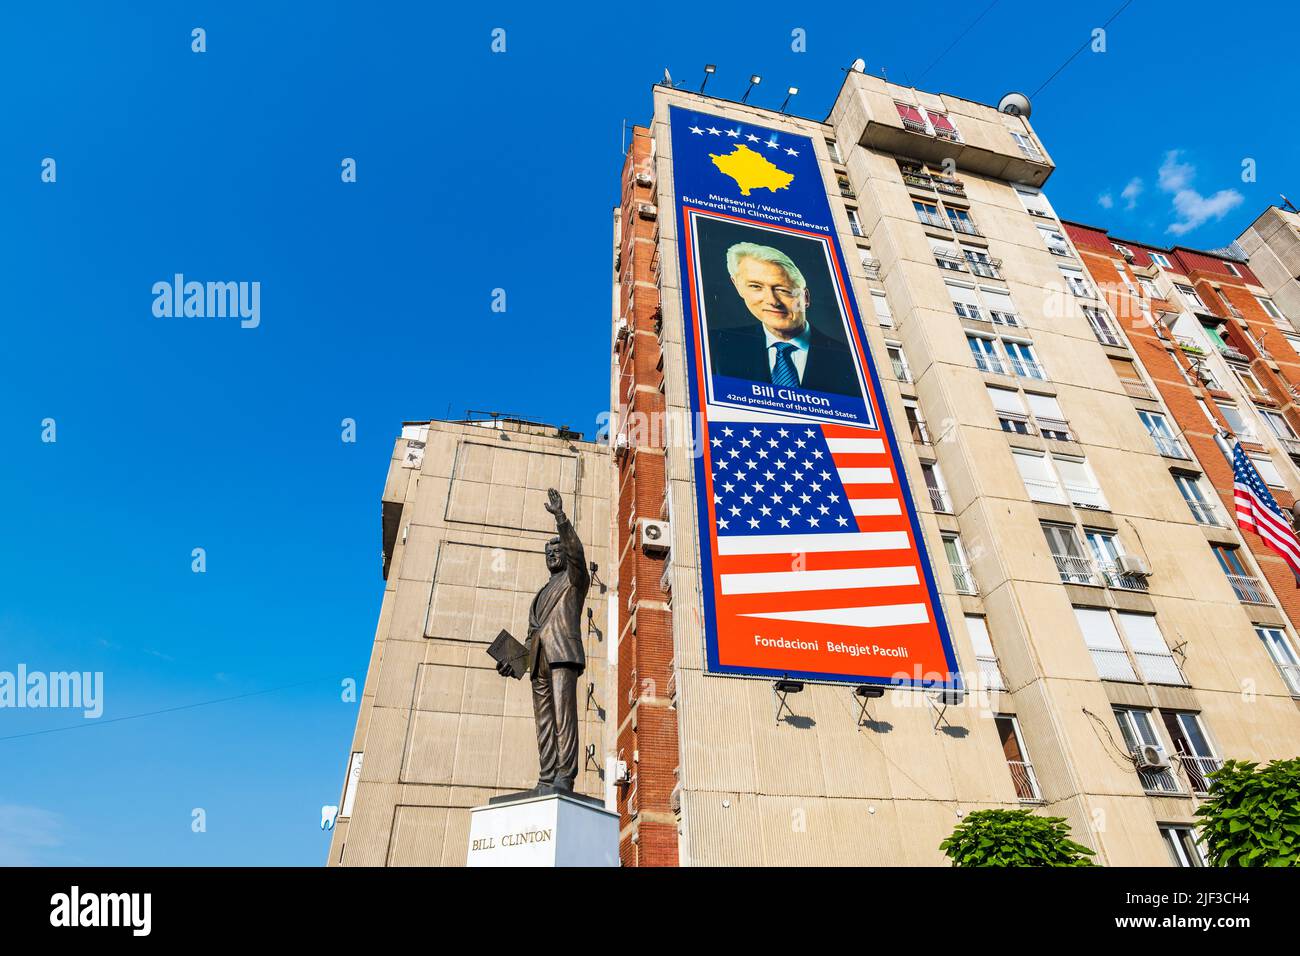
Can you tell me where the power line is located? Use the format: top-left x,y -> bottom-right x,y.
917,0 -> 1002,84
1031,0 -> 1138,99
0,676 -> 339,742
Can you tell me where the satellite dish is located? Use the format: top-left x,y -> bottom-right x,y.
998,91 -> 1032,117
663,68 -> 674,88
850,58 -> 866,73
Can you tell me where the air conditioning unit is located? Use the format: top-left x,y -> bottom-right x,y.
637,203 -> 658,221
640,518 -> 671,553
614,432 -> 629,454
1196,366 -> 1215,385
635,172 -> 653,188
615,317 -> 629,341
1135,744 -> 1171,771
610,758 -> 631,784
1117,554 -> 1152,578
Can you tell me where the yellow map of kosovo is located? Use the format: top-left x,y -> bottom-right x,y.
710,144 -> 795,196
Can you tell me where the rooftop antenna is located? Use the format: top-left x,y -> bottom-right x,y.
662,67 -> 673,88
1282,194 -> 1299,213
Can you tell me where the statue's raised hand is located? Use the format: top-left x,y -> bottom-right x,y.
545,488 -> 564,516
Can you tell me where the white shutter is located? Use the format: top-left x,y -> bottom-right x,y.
1025,392 -> 1064,420
964,615 -> 995,658
987,386 -> 1026,414
946,282 -> 981,310
1013,450 -> 1065,503
1075,608 -> 1124,650
1118,613 -> 1183,685
871,291 -> 894,327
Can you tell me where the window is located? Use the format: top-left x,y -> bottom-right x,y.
1176,283 -> 1207,311
914,200 -> 946,229
1212,544 -> 1268,604
1112,355 -> 1150,398
871,291 -> 894,328
1233,364 -> 1270,402
922,462 -> 950,513
1256,295 -> 1288,326
1074,607 -> 1135,679
1026,392 -> 1072,440
983,288 -> 1020,326
1284,332 -> 1300,358
1010,131 -> 1043,162
1260,409 -> 1299,450
1224,261 -> 1240,277
1255,626 -> 1300,696
1058,458 -> 1107,510
965,616 -> 1004,690
826,139 -> 843,164
944,535 -> 977,594
1161,825 -> 1207,867
1048,525 -> 1097,586
1150,252 -> 1171,269
1161,712 -> 1218,793
1214,401 -> 1257,442
927,110 -> 960,141
1138,410 -> 1187,459
967,334 -> 1004,374
1119,613 -> 1184,685
994,715 -> 1041,800
946,206 -> 981,237
1003,340 -> 1045,380
1173,472 -> 1219,525
894,101 -> 927,132
1015,187 -> 1052,218
949,282 -> 984,320
988,386 -> 1031,433
1113,707 -> 1180,793
1082,305 -> 1122,347
1038,225 -> 1071,257
1014,449 -> 1066,504
886,342 -> 912,383
903,400 -> 930,445
1250,453 -> 1285,488
1084,530 -> 1148,593
965,248 -> 1001,279
932,239 -> 965,272
847,208 -> 863,237
340,751 -> 364,818
858,248 -> 880,277
1137,275 -> 1159,298
1060,266 -> 1092,298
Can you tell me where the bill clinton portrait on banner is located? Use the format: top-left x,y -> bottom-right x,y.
694,218 -> 866,407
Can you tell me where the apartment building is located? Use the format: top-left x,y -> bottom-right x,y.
1237,204 -> 1300,325
326,417 -> 612,866
610,68 -> 1300,867
1062,221 -> 1300,697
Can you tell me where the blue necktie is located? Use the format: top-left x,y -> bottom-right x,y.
771,341 -> 799,387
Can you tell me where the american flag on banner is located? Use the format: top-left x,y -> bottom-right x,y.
706,419 -> 950,677
1232,442 -> 1300,580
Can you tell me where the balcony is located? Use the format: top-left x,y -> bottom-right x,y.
966,255 -> 1003,279
859,255 -> 881,279
976,657 -> 1006,692
1184,500 -> 1221,526
972,352 -> 1008,375
1098,561 -> 1149,592
1008,357 -> 1047,380
1176,336 -> 1206,356
916,209 -> 950,230
949,216 -> 983,237
1225,572 -> 1269,605
1053,553 -> 1099,586
1006,759 -> 1042,802
928,487 -> 952,513
933,175 -> 966,197
891,357 -> 912,383
1066,484 -> 1107,511
1090,647 -> 1138,682
1135,651 -> 1187,686
1120,377 -> 1154,400
908,420 -> 932,446
997,410 -> 1034,434
933,249 -> 968,271
1026,207 -> 1054,220
989,309 -> 1021,328
1047,245 -> 1075,259
901,168 -> 932,190
1216,341 -> 1251,363
1178,753 -> 1221,795
1148,433 -> 1190,459
951,563 -> 978,595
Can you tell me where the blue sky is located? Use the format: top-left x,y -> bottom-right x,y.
1,1 -> 1295,865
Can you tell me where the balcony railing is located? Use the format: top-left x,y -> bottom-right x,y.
989,309 -> 1021,328
1149,433 -> 1190,459
972,352 -> 1008,375
1135,651 -> 1188,686
928,487 -> 951,513
901,169 -> 932,189
1120,377 -> 1154,400
967,256 -> 1003,279
1217,342 -> 1251,363
933,176 -> 966,197
1017,142 -> 1046,162
916,209 -> 950,230
976,657 -> 1006,692
933,249 -> 968,271
1135,759 -> 1182,795
1006,759 -> 1042,802
1092,325 -> 1124,347
1277,436 -> 1300,460
891,357 -> 912,382
1047,245 -> 1074,259
951,564 -> 978,595
1098,561 -> 1149,592
1177,752 -> 1221,795
1027,206 -> 1053,219
1184,500 -> 1221,526
1176,336 -> 1206,355
860,256 -> 881,279
1053,553 -> 1099,586
901,116 -> 928,134
1225,572 -> 1270,605
998,410 -> 1034,434
1008,357 -> 1047,380
909,420 -> 932,446
949,216 -> 982,237
1090,647 -> 1138,682
1024,477 -> 1067,504
1036,416 -> 1073,441
1275,662 -> 1300,696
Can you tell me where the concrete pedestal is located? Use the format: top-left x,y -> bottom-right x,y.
466,791 -> 619,867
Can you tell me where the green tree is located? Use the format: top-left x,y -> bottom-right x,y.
940,809 -> 1096,867
1194,758 -> 1300,866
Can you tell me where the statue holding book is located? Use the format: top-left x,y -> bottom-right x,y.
490,488 -> 590,793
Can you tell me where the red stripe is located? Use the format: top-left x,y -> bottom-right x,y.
717,551 -> 928,574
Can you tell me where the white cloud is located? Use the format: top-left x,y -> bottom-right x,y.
1157,150 -> 1243,236
0,804 -> 63,866
1121,177 -> 1143,210
1098,192 -> 1114,209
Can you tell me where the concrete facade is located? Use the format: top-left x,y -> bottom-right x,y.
326,417 -> 612,866
609,72 -> 1300,866
1237,205 -> 1300,325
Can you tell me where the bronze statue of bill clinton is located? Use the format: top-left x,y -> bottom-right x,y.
495,488 -> 590,793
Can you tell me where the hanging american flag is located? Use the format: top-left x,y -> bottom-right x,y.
705,419 -> 952,679
1232,442 -> 1300,580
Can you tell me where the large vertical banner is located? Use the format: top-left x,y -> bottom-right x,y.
669,105 -> 959,688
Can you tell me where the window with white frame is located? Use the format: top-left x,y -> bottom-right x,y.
1015,186 -> 1052,218
1014,449 -> 1066,504
1003,339 -> 1046,380
847,208 -> 863,237
1283,332 -> 1300,358
943,535 -> 977,594
826,139 -> 843,164
1037,224 -> 1071,256
1255,625 -> 1300,696
1250,452 -> 1285,488
914,199 -> 946,229
1173,471 -> 1219,525
1026,392 -> 1071,440
949,282 -> 983,320
1113,706 -> 1181,793
1118,613 -> 1184,685
1256,295 -> 1289,326
922,461 -> 950,513
1149,252 -> 1171,268
1137,275 -> 1159,298
994,714 -> 1041,801
965,615 -> 1004,691
1060,266 -> 1091,297
1010,131 -> 1043,161
1176,283 -> 1207,310
1161,711 -> 1218,792
1057,456 -> 1106,510
965,248 -> 1000,278
871,291 -> 893,328
1213,401 -> 1256,442
1074,607 -> 1137,680
988,386 -> 1031,434
967,333 -> 1003,374
983,288 -> 1020,327
1082,305 -> 1122,347
886,341 -> 912,383
1138,410 -> 1187,458
932,239 -> 965,272
1046,524 -> 1095,586
1160,825 -> 1207,867
1260,409 -> 1298,446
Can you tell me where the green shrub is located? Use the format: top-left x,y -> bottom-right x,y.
940,808 -> 1096,867
1194,758 -> 1300,866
